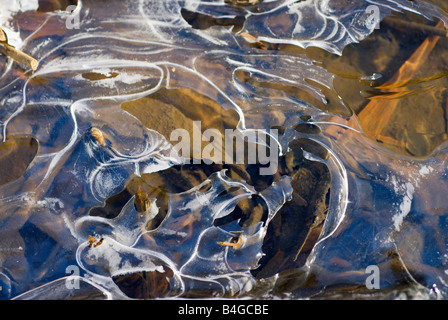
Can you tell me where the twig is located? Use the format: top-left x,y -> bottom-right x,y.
225,0 -> 262,5
0,26 -> 6,42
0,42 -> 38,70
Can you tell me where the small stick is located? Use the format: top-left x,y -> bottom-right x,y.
0,42 -> 39,70
217,234 -> 244,250
225,0 -> 262,6
0,27 -> 7,42
88,235 -> 104,248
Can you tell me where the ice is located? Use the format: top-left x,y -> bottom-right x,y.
0,0 -> 447,299
0,0 -> 39,48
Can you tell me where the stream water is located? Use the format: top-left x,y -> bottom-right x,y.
0,0 -> 448,299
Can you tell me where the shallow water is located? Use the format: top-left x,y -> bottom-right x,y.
0,0 -> 447,299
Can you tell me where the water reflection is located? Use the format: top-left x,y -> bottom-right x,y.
0,0 -> 447,299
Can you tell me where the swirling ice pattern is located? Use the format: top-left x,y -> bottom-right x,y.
0,0 -> 446,299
